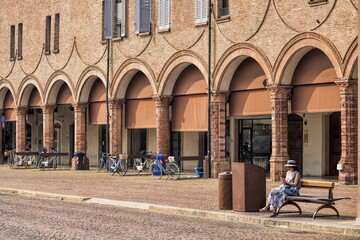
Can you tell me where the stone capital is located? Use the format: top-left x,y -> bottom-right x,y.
72,103 -> 87,112
335,78 -> 357,95
266,85 -> 292,99
41,105 -> 56,114
152,95 -> 173,107
211,91 -> 230,103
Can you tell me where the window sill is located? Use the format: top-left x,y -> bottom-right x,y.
216,15 -> 230,24
308,0 -> 328,7
195,21 -> 208,27
137,32 -> 151,37
17,56 -> 23,60
44,51 -> 51,55
112,37 -> 122,42
101,40 -> 107,45
158,28 -> 170,33
53,49 -> 60,54
9,57 -> 15,62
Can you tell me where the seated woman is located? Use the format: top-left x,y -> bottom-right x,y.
259,160 -> 301,217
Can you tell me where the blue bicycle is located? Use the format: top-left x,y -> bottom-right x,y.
108,153 -> 128,176
150,154 -> 180,180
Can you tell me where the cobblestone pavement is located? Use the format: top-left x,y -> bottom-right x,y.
0,194 -> 358,240
0,166 -> 356,217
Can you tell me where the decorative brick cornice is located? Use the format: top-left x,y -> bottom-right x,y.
41,105 -> 56,114
72,103 -> 87,112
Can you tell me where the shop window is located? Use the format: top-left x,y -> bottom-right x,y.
195,0 -> 208,24
10,25 -> 15,60
308,0 -> 328,7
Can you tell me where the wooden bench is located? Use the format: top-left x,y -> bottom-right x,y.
276,180 -> 350,219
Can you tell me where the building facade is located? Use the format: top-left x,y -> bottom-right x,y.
0,0 -> 358,183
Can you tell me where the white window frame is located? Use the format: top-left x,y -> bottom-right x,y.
195,0 -> 208,24
159,0 -> 171,30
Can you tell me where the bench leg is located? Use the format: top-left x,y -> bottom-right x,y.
313,204 -> 339,219
277,201 -> 302,215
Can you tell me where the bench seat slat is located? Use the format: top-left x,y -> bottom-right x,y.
301,180 -> 334,188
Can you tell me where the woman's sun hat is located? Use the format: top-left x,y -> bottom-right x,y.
284,160 -> 297,167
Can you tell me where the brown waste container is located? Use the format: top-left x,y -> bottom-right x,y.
232,162 -> 266,212
218,171 -> 232,210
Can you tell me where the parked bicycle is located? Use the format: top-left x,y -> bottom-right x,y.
9,149 -> 37,169
133,150 -> 155,175
38,147 -> 57,170
108,153 -> 128,176
98,152 -> 110,172
150,154 -> 180,180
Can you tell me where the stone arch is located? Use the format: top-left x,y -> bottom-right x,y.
343,37 -> 358,79
213,43 -> 272,92
0,79 -> 17,109
76,66 -> 106,103
112,58 -> 157,99
17,75 -> 44,107
44,71 -> 76,105
273,32 -> 343,85
157,50 -> 207,96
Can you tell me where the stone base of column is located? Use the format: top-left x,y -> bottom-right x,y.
338,163 -> 357,185
269,156 -> 288,181
204,160 -> 230,178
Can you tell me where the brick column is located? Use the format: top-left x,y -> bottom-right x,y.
42,106 -> 55,151
267,85 -> 292,181
16,107 -> 27,152
73,103 -> 87,152
335,79 -> 358,185
109,99 -> 124,154
153,95 -> 172,156
210,91 -> 230,177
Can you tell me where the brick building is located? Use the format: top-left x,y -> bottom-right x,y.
0,0 -> 357,183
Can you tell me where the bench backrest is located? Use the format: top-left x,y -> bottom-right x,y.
301,180 -> 334,199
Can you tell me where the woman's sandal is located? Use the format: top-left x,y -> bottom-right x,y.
259,207 -> 270,213
269,212 -> 277,218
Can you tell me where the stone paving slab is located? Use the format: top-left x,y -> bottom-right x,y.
1,187 -> 360,237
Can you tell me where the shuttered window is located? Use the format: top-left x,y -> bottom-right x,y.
54,13 -> 60,53
135,0 -> 151,34
10,25 -> 15,60
114,0 -> 126,38
217,0 -> 229,18
45,15 -> 51,54
159,0 -> 170,30
195,0 -> 208,24
18,23 -> 23,59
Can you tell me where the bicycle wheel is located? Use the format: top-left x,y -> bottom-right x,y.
97,158 -> 104,172
143,159 -> 152,175
133,158 -> 142,174
117,160 -> 128,176
168,163 -> 180,180
150,163 -> 163,179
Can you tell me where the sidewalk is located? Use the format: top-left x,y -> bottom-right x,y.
0,165 -> 359,236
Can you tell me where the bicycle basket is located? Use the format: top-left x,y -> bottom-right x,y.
119,154 -> 128,160
168,156 -> 175,163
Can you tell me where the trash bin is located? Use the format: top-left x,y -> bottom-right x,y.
72,152 -> 88,170
218,171 -> 232,210
232,162 -> 266,212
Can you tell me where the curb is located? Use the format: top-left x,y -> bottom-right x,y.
1,187 -> 360,236
0,187 -> 90,202
148,205 -> 360,236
